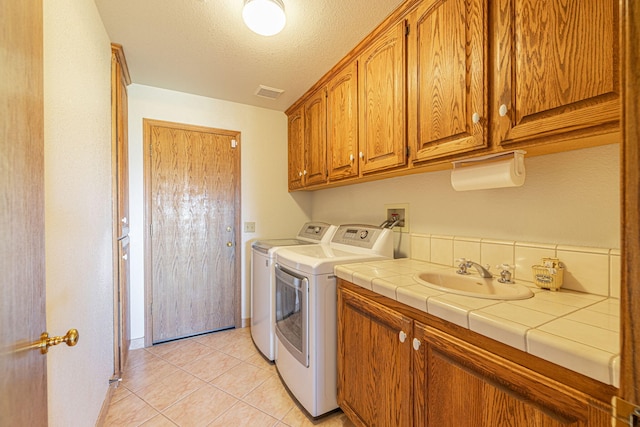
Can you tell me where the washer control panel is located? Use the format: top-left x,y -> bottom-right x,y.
332,225 -> 382,249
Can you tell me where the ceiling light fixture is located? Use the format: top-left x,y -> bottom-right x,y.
242,0 -> 286,36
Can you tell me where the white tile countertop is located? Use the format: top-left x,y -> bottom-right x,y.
335,258 -> 620,387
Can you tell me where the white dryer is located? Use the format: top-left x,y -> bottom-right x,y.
250,222 -> 336,361
273,224 -> 393,417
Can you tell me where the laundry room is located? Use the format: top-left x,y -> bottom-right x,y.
7,0 -> 636,426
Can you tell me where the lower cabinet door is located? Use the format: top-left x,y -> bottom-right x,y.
337,286 -> 413,426
414,321 -> 611,427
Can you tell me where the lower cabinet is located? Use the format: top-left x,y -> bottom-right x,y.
337,281 -> 612,427
337,283 -> 413,426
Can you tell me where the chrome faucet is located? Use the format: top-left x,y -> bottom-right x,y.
456,258 -> 493,278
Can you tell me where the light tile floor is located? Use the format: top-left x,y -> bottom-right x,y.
102,327 -> 355,427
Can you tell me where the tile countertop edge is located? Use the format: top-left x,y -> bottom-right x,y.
334,260 -> 620,387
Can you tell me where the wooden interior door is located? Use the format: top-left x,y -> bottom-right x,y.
111,43 -> 131,378
617,0 -> 640,424
144,120 -> 240,344
0,0 -> 48,424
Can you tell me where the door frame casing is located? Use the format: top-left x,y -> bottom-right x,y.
620,0 -> 640,415
142,119 -> 242,347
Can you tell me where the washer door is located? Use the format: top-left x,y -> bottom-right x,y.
274,264 -> 308,367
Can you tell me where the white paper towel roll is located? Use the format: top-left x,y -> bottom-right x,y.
450,155 -> 525,191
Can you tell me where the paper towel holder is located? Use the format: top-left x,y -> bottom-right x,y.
451,150 -> 526,172
450,150 -> 527,191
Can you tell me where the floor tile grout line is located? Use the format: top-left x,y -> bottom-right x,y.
109,329 -> 352,427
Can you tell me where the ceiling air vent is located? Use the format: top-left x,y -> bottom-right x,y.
255,85 -> 284,100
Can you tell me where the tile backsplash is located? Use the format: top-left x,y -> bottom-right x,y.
410,234 -> 620,297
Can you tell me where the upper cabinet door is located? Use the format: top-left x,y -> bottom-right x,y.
304,87 -> 328,186
287,107 -> 305,190
358,21 -> 407,174
408,0 -> 487,163
327,61 -> 359,182
493,0 -> 620,147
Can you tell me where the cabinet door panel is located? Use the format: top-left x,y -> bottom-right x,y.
304,89 -> 328,186
494,0 -> 619,146
327,62 -> 359,181
287,108 -> 304,190
410,0 -> 487,162
337,286 -> 413,426
415,322 -> 610,427
358,21 -> 407,174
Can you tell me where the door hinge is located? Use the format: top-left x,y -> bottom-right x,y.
231,139 -> 238,148
612,396 -> 640,427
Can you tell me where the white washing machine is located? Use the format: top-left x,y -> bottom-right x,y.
250,222 -> 336,361
273,224 -> 393,417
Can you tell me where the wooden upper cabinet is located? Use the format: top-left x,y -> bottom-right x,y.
358,20 -> 407,174
493,0 -> 620,147
327,61 -> 359,181
408,0 -> 488,163
287,107 -> 305,190
303,88 -> 328,186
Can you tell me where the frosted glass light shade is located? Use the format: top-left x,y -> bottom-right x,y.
242,0 -> 286,36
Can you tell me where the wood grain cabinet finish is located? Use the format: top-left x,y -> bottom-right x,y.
287,107 -> 305,190
337,281 -> 611,427
337,286 -> 413,426
285,0 -> 620,191
303,88 -> 328,186
414,322 -> 611,427
492,0 -> 620,147
408,0 -> 488,163
327,61 -> 359,181
358,20 -> 408,174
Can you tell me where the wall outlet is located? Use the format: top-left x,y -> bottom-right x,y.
244,222 -> 256,233
384,203 -> 409,233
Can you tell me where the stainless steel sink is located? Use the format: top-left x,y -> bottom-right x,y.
414,272 -> 534,300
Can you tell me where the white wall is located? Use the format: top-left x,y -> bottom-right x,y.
127,85 -> 312,340
312,144 -> 620,254
43,1 -> 114,425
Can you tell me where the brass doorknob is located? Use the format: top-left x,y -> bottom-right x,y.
37,329 -> 79,354
227,241 -> 233,247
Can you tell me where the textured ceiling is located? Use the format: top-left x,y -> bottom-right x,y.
95,0 -> 405,111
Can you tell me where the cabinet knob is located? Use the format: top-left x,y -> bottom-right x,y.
359,152 -> 364,160
472,112 -> 481,124
298,171 -> 303,177
122,253 -> 128,261
349,153 -> 355,162
398,331 -> 407,343
303,170 -> 308,175
121,216 -> 128,224
499,104 -> 508,117
412,338 -> 421,351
